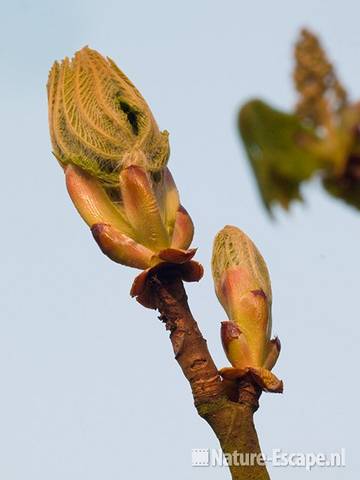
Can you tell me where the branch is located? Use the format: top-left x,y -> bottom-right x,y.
147,267 -> 271,480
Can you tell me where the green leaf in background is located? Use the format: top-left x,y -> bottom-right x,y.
238,99 -> 322,214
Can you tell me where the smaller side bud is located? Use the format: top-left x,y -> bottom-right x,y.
212,226 -> 282,392
212,226 -> 272,366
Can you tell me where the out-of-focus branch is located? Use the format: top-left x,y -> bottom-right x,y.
238,28 -> 360,214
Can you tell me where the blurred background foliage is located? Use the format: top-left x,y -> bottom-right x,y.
239,29 -> 360,215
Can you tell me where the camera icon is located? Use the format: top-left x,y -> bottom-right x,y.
192,448 -> 210,467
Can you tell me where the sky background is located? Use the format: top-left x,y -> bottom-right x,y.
1,0 -> 359,478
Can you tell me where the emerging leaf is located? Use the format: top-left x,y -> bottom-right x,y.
47,47 -> 169,187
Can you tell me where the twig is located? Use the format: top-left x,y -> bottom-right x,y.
148,268 -> 271,480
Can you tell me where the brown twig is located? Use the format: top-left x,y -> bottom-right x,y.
147,267 -> 271,480
151,271 -> 223,405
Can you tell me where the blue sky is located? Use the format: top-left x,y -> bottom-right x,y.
1,1 -> 359,478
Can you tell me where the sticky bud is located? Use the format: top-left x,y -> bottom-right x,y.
48,48 -> 202,305
212,226 -> 282,392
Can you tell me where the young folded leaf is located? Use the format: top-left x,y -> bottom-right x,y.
47,46 -> 169,187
